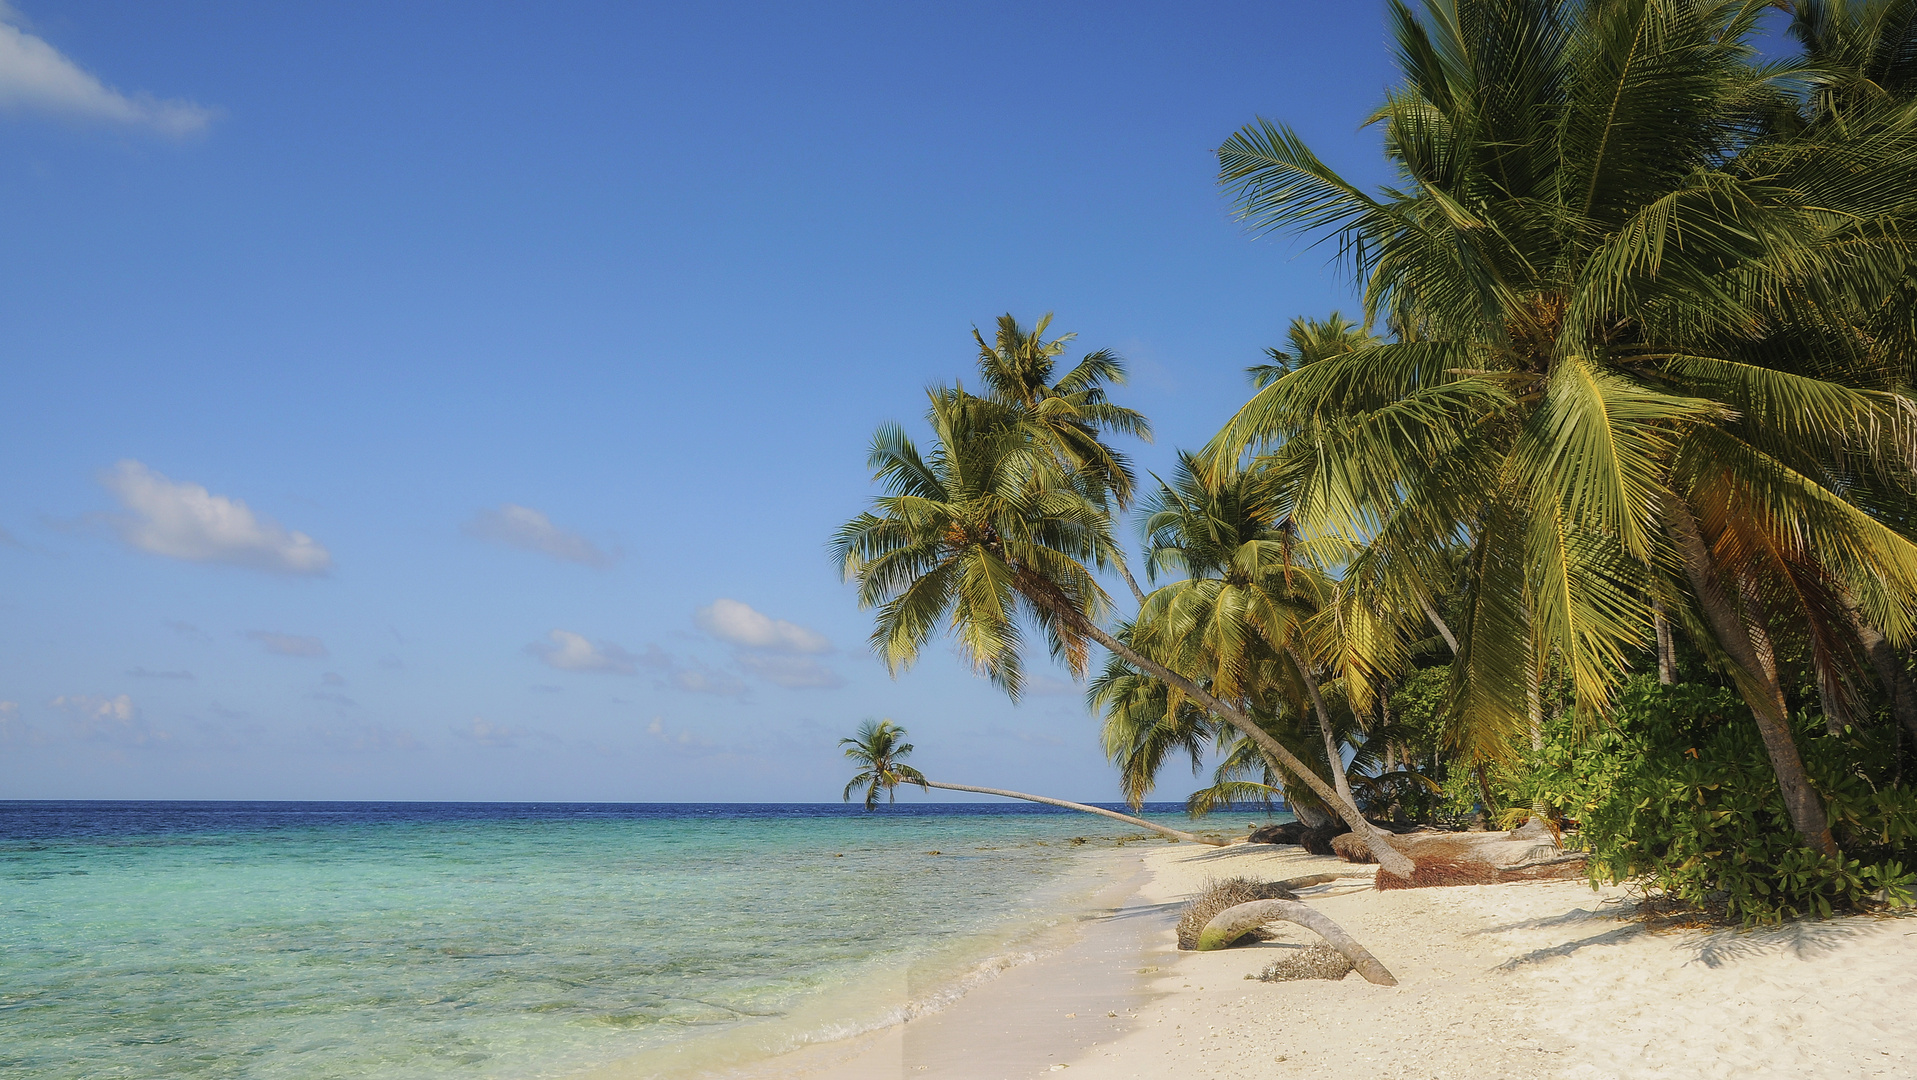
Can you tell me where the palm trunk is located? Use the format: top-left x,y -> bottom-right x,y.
1850,611 -> 1917,745
1284,644 -> 1361,814
1116,558 -> 1149,607
921,780 -> 1224,845
1653,598 -> 1676,685
1662,496 -> 1836,855
1060,615 -> 1416,877
1417,591 -> 1460,655
1527,657 -> 1548,820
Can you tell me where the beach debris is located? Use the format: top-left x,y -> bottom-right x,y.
1193,899 -> 1398,986
1175,877 -> 1300,950
1247,821 -> 1309,845
1330,832 -> 1375,863
1373,817 -> 1587,890
1256,943 -> 1355,982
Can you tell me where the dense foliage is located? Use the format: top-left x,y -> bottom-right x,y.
1537,679 -> 1917,922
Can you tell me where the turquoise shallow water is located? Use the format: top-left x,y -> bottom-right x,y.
0,802 -> 1234,1080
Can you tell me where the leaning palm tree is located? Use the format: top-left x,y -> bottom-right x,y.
838,719 -> 1223,845
833,386 -> 1418,874
971,313 -> 1155,601
1212,0 -> 1917,854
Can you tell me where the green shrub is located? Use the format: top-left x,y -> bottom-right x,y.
1536,678 -> 1917,923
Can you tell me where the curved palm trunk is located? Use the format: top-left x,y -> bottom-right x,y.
1193,898 -> 1397,986
1662,497 -> 1837,855
921,780 -> 1225,846
1055,613 -> 1416,877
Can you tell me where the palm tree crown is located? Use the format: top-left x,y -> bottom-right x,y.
840,719 -> 928,811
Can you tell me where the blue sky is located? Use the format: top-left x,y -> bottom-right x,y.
1,1 -> 1407,802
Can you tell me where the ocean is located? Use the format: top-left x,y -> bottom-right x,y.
0,801 -> 1270,1079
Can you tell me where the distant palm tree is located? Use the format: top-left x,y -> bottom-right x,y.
838,719 -> 1223,845
840,719 -> 927,810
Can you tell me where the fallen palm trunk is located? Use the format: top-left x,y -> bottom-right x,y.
1194,899 -> 1397,986
1369,819 -> 1586,889
921,781 -> 1226,845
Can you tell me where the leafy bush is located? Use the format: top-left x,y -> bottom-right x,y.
1536,679 -> 1917,923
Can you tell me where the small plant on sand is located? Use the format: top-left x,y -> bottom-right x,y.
1174,877 -> 1295,950
1256,944 -> 1353,982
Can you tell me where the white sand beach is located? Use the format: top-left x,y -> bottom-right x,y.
767,841 -> 1917,1080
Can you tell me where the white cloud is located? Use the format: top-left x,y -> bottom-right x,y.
736,653 -> 843,690
527,629 -> 666,675
644,716 -> 714,748
51,693 -> 168,745
464,504 -> 615,568
247,630 -> 327,658
0,7 -> 213,136
103,461 -> 332,575
695,599 -> 830,654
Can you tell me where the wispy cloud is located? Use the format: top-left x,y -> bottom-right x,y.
50,693 -> 169,745
127,667 -> 195,680
527,629 -> 666,675
735,653 -> 843,689
696,599 -> 830,654
247,630 -> 327,658
464,504 -> 616,568
164,619 -> 211,641
0,6 -> 214,137
694,599 -> 840,689
103,461 -> 332,575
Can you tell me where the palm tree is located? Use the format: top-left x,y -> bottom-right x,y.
833,386 -> 1419,874
972,313 -> 1155,602
837,719 -> 1223,845
1131,452 -> 1371,814
1211,0 -> 1917,854
840,718 -> 928,810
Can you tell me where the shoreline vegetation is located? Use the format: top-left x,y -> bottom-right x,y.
814,0 -> 1917,1073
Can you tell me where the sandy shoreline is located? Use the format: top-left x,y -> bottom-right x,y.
744,838 -> 1917,1080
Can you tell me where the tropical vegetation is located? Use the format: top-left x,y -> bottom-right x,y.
834,0 -> 1917,921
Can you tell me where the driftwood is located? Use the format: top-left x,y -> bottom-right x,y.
1194,899 -> 1398,986
1372,818 -> 1586,889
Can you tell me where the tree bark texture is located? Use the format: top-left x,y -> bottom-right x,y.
1661,497 -> 1837,855
1194,899 -> 1398,986
1654,598 -> 1676,685
1852,613 -> 1917,744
